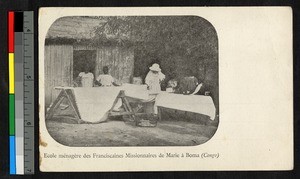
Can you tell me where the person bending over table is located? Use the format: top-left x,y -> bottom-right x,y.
76,66 -> 94,87
95,66 -> 122,111
95,66 -> 121,87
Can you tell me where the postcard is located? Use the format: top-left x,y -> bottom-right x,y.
39,7 -> 293,171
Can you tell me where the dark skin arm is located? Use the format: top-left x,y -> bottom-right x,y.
112,82 -> 120,86
94,80 -> 102,86
73,76 -> 82,87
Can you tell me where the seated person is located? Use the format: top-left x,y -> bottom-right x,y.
166,79 -> 178,93
76,66 -> 94,87
176,76 -> 199,95
95,66 -> 121,87
132,76 -> 143,85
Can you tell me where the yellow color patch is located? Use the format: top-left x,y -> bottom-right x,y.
9,53 -> 14,94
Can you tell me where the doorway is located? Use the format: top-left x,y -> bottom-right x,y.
73,50 -> 97,80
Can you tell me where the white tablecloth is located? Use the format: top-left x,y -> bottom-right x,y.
57,84 -> 151,123
155,93 -> 216,120
121,83 -> 149,100
57,85 -> 217,122
72,87 -> 121,123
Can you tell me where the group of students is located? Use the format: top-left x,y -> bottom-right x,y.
77,63 -> 166,94
77,66 -> 116,87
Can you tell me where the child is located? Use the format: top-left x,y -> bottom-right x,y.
96,66 -> 120,87
77,66 -> 94,87
96,66 -> 122,111
166,79 -> 178,93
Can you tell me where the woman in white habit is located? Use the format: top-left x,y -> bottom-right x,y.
145,63 -> 165,94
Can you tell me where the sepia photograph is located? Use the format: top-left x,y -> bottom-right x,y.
39,7 -> 292,171
44,16 -> 219,147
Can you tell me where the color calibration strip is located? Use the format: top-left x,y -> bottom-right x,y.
8,11 -> 16,175
8,11 -> 34,175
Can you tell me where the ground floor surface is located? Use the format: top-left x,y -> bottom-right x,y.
46,115 -> 218,147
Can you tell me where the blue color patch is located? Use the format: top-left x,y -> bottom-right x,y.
9,136 -> 16,174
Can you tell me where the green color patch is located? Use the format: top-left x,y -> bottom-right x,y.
9,94 -> 15,135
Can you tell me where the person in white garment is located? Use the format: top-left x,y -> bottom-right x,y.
145,63 -> 165,94
96,66 -> 121,111
96,66 -> 120,87
77,66 -> 94,87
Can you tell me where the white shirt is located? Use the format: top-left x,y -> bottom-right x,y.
96,74 -> 114,86
78,72 -> 94,87
145,71 -> 165,94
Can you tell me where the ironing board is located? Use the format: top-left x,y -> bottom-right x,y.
46,86 -> 154,124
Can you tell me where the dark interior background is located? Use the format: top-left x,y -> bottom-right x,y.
73,50 -> 96,79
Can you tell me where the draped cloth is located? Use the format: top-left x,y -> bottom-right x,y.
155,92 -> 216,120
65,84 -> 151,123
56,84 -> 216,123
72,87 -> 121,123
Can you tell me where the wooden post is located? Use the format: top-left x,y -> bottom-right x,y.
123,96 -> 136,124
157,107 -> 162,121
46,88 -> 82,124
46,90 -> 65,120
65,89 -> 81,119
63,89 -> 81,123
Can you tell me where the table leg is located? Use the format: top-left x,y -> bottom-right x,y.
157,107 -> 162,121
46,91 -> 65,120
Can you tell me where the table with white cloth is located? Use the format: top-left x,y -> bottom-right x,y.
46,84 -> 216,123
46,84 -> 154,123
154,92 -> 216,121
